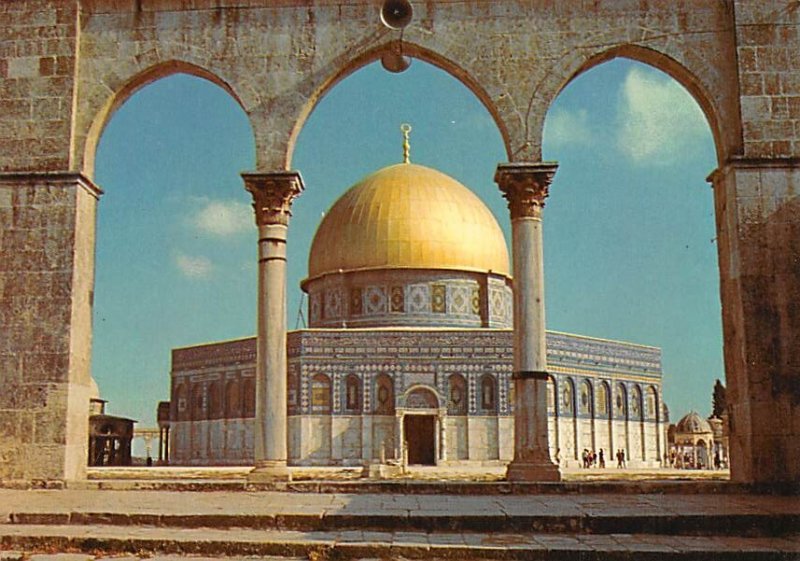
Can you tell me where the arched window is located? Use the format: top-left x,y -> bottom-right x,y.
311,374 -> 332,414
562,378 -> 575,416
242,377 -> 255,417
174,383 -> 188,421
374,374 -> 395,415
288,371 -> 299,407
615,383 -> 628,418
208,381 -> 223,419
579,379 -> 593,416
191,383 -> 205,421
448,374 -> 467,415
480,374 -> 496,412
225,379 -> 241,417
597,382 -> 610,417
646,386 -> 658,420
631,385 -> 643,420
345,374 -> 362,413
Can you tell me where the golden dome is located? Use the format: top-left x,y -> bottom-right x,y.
307,163 -> 510,281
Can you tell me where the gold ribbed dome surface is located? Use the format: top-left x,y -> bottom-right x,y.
308,163 -> 510,279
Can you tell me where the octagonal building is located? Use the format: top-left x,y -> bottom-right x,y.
168,157 -> 668,468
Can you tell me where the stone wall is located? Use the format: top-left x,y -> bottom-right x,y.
0,173 -> 98,481
0,2 -> 78,172
698,0 -> 800,484
170,418 -> 253,466
69,0 -> 741,171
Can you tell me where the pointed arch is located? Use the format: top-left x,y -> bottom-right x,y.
615,382 -> 628,420
547,44 -> 726,164
597,381 -> 611,419
191,383 -> 205,422
404,385 -> 441,410
631,384 -> 643,421
345,374 -> 362,413
579,379 -> 593,416
83,60 -> 252,179
374,374 -> 395,415
242,377 -> 255,418
225,379 -> 241,418
646,386 -> 658,421
448,374 -> 467,415
285,41 -> 512,167
479,374 -> 497,413
562,378 -> 576,417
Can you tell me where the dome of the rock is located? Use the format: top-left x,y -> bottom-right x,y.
306,162 -> 509,282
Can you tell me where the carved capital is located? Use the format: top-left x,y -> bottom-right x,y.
242,171 -> 305,226
494,163 -> 558,219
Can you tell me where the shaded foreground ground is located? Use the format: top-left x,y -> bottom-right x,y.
0,468 -> 798,560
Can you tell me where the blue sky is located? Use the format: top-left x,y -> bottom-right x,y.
93,58 -> 721,428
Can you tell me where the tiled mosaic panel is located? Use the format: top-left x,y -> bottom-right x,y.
390,285 -> 404,312
350,287 -> 363,316
365,285 -> 387,315
431,283 -> 446,313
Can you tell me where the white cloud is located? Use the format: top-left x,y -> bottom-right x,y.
543,108 -> 592,147
175,253 -> 213,278
617,67 -> 709,165
190,198 -> 253,237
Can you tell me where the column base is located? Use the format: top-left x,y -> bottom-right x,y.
247,460 -> 292,483
505,459 -> 562,482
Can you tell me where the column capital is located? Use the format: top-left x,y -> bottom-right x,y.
494,162 -> 558,219
242,171 -> 305,226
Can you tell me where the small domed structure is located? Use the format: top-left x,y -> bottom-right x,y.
673,411 -> 715,469
675,411 -> 713,434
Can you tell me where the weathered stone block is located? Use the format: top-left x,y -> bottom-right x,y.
34,410 -> 67,445
739,24 -> 776,47
740,74 -> 764,96
7,57 -> 40,79
23,353 -> 72,384
764,72 -> 780,95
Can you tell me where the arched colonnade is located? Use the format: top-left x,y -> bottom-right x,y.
0,1 -> 797,485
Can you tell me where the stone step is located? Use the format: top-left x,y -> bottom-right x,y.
8,509 -> 800,537
4,488 -> 799,539
69,478 -> 790,496
1,524 -> 799,561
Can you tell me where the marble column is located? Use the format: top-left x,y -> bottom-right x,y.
495,163 -> 561,482
243,171 -> 304,481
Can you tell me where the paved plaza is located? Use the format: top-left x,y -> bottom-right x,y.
0,483 -> 798,559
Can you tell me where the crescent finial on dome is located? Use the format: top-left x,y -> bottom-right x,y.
401,123 -> 412,164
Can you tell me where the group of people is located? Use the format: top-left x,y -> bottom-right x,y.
564,447 -> 632,469
665,449 -> 725,470
578,448 -> 630,468
577,448 -> 621,468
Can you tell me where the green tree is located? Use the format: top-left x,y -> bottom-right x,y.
712,379 -> 727,418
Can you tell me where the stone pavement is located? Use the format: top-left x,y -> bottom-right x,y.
2,525 -> 800,560
0,488 -> 798,559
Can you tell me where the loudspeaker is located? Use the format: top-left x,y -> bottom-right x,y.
381,51 -> 412,73
380,0 -> 413,30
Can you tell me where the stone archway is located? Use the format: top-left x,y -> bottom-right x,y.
1,0 -> 798,485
